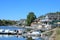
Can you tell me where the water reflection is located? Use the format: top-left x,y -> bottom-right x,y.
0,35 -> 43,40
0,35 -> 26,40
0,35 -> 14,37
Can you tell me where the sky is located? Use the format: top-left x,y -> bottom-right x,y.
0,0 -> 60,20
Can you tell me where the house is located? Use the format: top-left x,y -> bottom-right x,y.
31,18 -> 41,26
45,13 -> 60,21
31,12 -> 60,30
40,13 -> 60,29
31,16 -> 52,30
17,19 -> 26,26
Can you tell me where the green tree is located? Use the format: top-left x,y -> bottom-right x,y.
26,12 -> 36,26
0,20 -> 3,26
0,19 -> 17,26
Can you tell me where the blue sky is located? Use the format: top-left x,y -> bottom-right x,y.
0,0 -> 60,20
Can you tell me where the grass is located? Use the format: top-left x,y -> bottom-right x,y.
55,28 -> 60,40
55,35 -> 60,40
56,28 -> 60,35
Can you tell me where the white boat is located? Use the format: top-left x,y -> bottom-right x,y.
4,29 -> 10,33
0,29 -> 4,32
31,31 -> 40,35
32,36 -> 40,39
9,30 -> 16,33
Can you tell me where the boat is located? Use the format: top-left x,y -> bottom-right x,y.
0,29 -> 4,33
4,29 -> 10,33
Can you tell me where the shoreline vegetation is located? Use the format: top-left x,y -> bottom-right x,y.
0,20 -> 16,26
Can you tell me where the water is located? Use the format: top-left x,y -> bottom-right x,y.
0,26 -> 25,30
0,35 -> 26,40
0,26 -> 42,40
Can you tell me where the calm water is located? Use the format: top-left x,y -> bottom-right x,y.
0,26 -> 42,40
0,35 -> 26,40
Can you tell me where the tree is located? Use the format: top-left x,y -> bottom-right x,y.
0,19 -> 16,26
0,20 -> 3,26
26,12 -> 36,26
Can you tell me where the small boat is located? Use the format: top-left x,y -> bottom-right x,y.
9,30 -> 16,33
31,31 -> 40,35
0,29 -> 4,33
4,29 -> 10,33
32,36 -> 40,39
